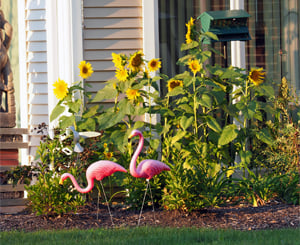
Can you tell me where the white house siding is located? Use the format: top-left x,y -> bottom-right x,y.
25,0 -> 48,160
82,0 -> 143,107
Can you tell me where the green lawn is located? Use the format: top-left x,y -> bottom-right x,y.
1,227 -> 299,245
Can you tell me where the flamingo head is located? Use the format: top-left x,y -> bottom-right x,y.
59,173 -> 70,185
129,129 -> 142,139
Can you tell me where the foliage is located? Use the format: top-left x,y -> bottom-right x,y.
25,139 -> 85,216
91,52 -> 161,153
233,169 -> 280,207
274,171 -> 300,205
2,165 -> 37,186
25,170 -> 85,216
253,77 -> 300,174
161,151 -> 234,211
152,18 -> 278,209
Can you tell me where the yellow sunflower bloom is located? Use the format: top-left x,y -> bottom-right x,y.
148,58 -> 161,72
185,17 -> 195,44
248,68 -> 265,86
188,59 -> 201,75
104,151 -> 113,160
167,79 -> 183,92
53,78 -> 68,100
186,30 -> 193,44
112,52 -> 123,69
128,51 -> 144,72
126,88 -> 141,101
115,68 -> 128,82
78,61 -> 94,79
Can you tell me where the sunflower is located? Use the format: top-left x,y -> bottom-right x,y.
188,59 -> 201,75
167,79 -> 183,92
112,52 -> 123,69
78,61 -> 94,79
53,78 -> 68,100
115,68 -> 128,81
185,17 -> 195,44
126,88 -> 141,101
248,68 -> 265,86
104,151 -> 113,160
128,51 -> 144,72
148,58 -> 161,72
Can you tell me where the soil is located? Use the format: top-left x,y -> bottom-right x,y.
0,202 -> 299,232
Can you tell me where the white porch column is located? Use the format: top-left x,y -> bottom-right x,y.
46,0 -> 59,132
142,0 -> 160,125
230,0 -> 246,164
46,0 -> 83,132
18,0 -> 28,165
230,0 -> 246,69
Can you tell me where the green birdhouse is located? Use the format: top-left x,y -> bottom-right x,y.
198,10 -> 251,43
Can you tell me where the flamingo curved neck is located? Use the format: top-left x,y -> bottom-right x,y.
130,132 -> 144,178
65,173 -> 94,193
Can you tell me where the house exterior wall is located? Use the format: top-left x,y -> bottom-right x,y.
23,0 -> 48,161
19,0 -> 145,164
82,0 -> 143,107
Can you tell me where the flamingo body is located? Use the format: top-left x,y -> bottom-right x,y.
60,161 -> 127,193
129,130 -> 170,179
133,159 -> 170,179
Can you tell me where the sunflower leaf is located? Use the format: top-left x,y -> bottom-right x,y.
50,104 -> 65,122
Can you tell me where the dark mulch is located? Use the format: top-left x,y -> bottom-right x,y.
1,202 -> 299,232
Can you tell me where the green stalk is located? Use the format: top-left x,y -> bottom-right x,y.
114,91 -> 119,113
193,76 -> 198,135
147,79 -> 152,135
242,79 -> 250,177
243,79 -> 249,152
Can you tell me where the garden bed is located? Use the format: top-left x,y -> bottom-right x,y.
0,201 -> 299,232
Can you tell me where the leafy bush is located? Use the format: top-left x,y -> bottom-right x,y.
274,171 -> 300,205
25,138 -> 85,216
25,170 -> 85,216
253,77 -> 300,174
162,151 -> 234,211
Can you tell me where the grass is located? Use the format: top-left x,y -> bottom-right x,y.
1,227 -> 299,245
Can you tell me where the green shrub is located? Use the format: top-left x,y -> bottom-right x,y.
274,171 -> 300,205
25,170 -> 85,216
25,137 -> 85,216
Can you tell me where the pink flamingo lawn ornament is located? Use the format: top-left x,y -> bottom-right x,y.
59,161 -> 127,224
128,129 -> 170,226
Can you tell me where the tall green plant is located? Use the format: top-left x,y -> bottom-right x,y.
157,17 -> 278,209
91,52 -> 161,153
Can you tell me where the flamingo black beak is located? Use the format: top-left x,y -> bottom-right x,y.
128,132 -> 134,139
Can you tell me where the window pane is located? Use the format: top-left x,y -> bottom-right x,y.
158,0 -> 229,96
245,0 -> 300,95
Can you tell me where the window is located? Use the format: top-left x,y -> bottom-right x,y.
158,0 -> 300,96
158,0 -> 230,95
246,0 -> 300,95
